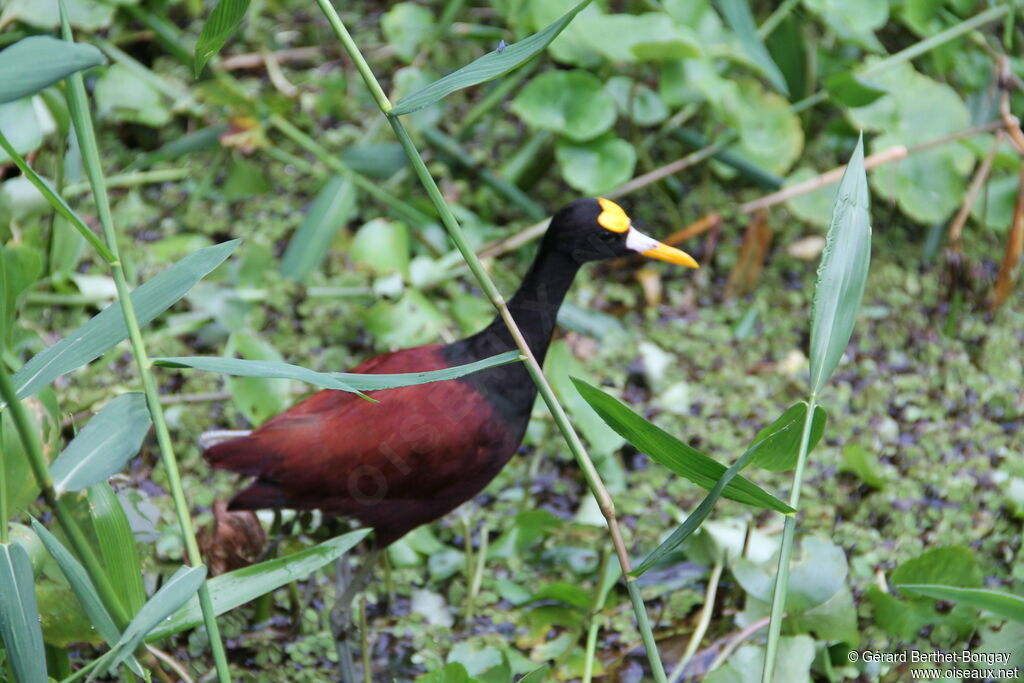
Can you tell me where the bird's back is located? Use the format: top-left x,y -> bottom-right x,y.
204,343 -> 525,544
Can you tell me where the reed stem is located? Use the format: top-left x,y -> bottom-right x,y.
60,16 -> 231,682
760,395 -> 817,683
312,1 -> 666,678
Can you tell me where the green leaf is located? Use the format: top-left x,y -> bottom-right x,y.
603,77 -> 668,126
518,667 -> 551,683
629,406 -> 804,575
88,483 -> 146,615
10,240 -> 238,402
824,72 -> 888,107
339,143 -> 407,179
715,0 -> 788,96
734,536 -> 848,613
194,0 -> 251,77
0,542 -> 47,683
705,636 -> 814,683
572,378 -> 793,513
579,12 -> 702,62
153,349 -> 521,396
148,529 -> 368,641
225,332 -> 290,426
511,69 -> 615,141
0,98 -> 43,163
222,156 -> 271,199
895,585 -> 1024,625
382,3 -> 435,63
390,0 -> 592,115
93,64 -> 171,128
281,175 -> 357,282
350,218 -> 411,278
840,443 -> 883,488
49,393 -> 151,494
556,134 -> 636,195
0,36 -> 104,104
30,519 -> 144,676
748,402 -> 826,472
808,135 -> 871,395
527,582 -> 591,609
416,662 -> 473,683
102,565 -> 207,674
868,546 -> 982,640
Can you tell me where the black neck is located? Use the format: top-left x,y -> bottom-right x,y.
470,247 -> 581,363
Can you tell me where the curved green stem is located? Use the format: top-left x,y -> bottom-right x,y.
60,16 -> 231,682
311,1 -> 667,679
760,395 -> 817,683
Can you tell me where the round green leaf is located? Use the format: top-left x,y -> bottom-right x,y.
512,70 -> 616,141
350,218 -> 411,277
93,64 -> 171,128
381,3 -> 435,63
604,76 -> 668,126
555,134 -> 636,195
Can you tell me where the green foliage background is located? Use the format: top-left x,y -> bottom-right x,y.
1,0 -> 1023,680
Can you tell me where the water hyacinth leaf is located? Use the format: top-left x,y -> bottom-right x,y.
556,134 -> 636,195
148,529 -> 368,640
29,519 -> 144,676
88,483 -> 147,615
824,72 -> 888,107
0,36 -> 105,104
390,0 -> 592,115
895,585 -> 1024,624
102,565 -> 207,673
630,412 -> 805,576
10,240 -> 238,402
194,0 -> 251,77
0,542 -> 47,683
572,378 -> 792,513
281,175 -> 357,282
49,392 -> 151,494
511,69 -> 616,142
808,135 -> 871,396
153,349 -> 521,395
715,0 -> 789,96
748,402 -> 827,472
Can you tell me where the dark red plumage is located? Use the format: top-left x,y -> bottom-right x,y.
205,345 -> 519,544
204,199 -> 697,547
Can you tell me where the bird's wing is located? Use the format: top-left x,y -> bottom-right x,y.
204,344 -> 509,507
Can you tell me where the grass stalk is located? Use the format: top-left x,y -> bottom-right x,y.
760,395 -> 817,683
311,1 -> 667,678
60,17 -> 232,682
0,365 -> 131,627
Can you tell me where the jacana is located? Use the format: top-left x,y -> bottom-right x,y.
202,197 -> 696,676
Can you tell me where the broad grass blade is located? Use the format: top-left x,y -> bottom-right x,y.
630,408 -> 807,576
50,393 -> 151,494
0,36 -> 105,104
148,529 -> 368,640
808,135 -> 871,395
102,565 -> 207,674
895,584 -> 1024,624
30,519 -> 145,676
390,0 -> 592,115
10,240 -> 238,402
748,402 -> 827,472
153,349 -> 521,395
715,0 -> 788,97
194,0 -> 251,77
88,483 -> 147,615
0,542 -> 47,683
572,378 -> 792,513
281,175 -> 357,282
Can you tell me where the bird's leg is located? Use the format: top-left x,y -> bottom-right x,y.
331,548 -> 381,683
